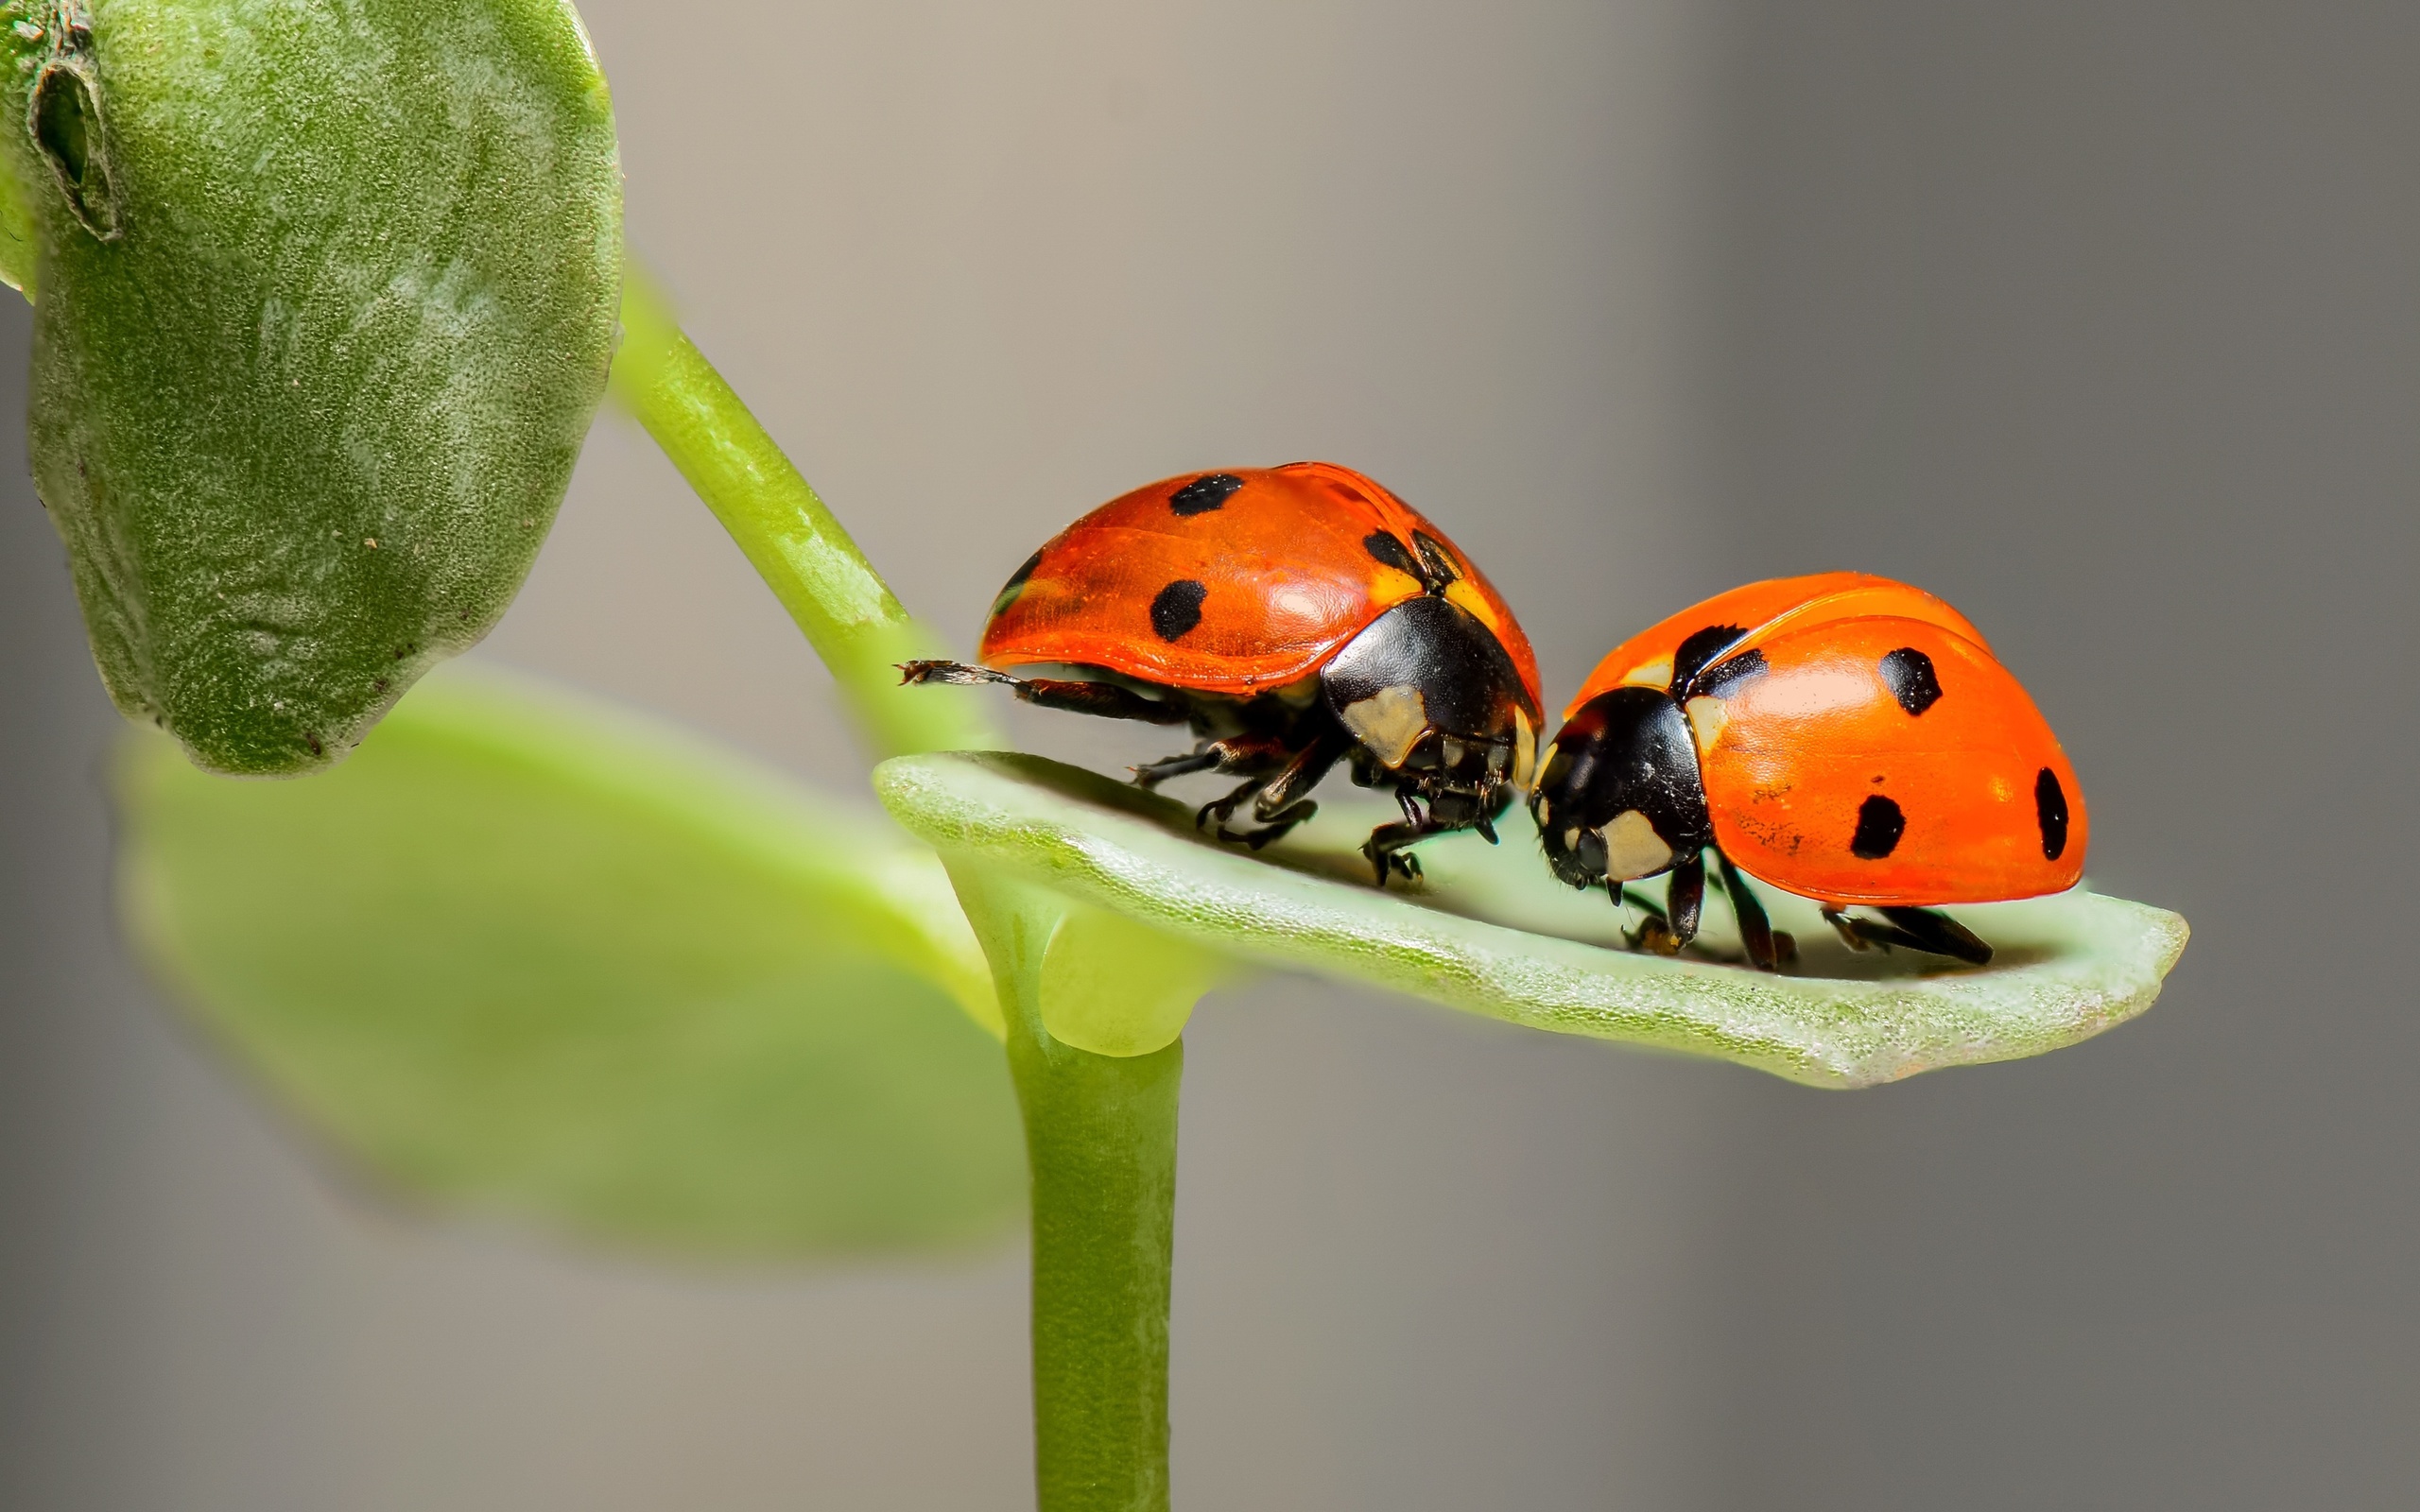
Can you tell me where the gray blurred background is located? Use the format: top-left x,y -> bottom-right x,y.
3,0 -> 2413,1506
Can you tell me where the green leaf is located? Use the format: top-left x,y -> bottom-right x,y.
9,0 -> 621,774
875,752 -> 2190,1090
117,666 -> 1026,1258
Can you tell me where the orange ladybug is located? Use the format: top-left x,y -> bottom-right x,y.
1530,573 -> 2086,969
903,463 -> 1543,882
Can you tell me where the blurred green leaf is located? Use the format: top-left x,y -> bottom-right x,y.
877,752 -> 2189,1090
9,0 -> 621,773
117,666 -> 1024,1258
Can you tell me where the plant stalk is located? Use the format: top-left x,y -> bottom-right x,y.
607,269 -> 994,762
617,275 -> 1182,1510
1012,1022 -> 1181,1512
959,866 -> 1180,1512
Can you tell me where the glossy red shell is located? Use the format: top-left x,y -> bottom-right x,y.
1571,573 -> 2088,906
978,462 -> 1542,706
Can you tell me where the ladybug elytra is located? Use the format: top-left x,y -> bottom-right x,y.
1530,573 -> 2088,969
903,463 -> 1542,882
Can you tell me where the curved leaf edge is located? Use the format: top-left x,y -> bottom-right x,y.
874,750 -> 2189,1090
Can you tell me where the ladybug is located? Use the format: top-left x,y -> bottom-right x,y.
1529,573 -> 2086,970
902,463 -> 1543,883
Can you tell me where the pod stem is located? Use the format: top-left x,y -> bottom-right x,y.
607,268 -> 995,761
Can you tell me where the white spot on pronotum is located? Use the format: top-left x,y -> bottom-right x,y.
1625,657 -> 1672,688
1511,707 -> 1536,790
1685,695 -> 1729,748
1598,810 -> 1674,880
1533,796 -> 1550,826
1340,685 -> 1429,768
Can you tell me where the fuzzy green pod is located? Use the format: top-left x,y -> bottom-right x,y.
5,0 -> 620,772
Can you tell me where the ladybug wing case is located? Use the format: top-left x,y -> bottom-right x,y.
979,464 -> 1540,706
1564,572 -> 1991,719
1685,616 -> 2088,907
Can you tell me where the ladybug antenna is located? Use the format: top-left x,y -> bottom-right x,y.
1409,531 -> 1462,596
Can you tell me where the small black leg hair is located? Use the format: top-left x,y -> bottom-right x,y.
1821,906 -> 1993,966
896,661 -> 1186,725
1713,850 -> 1779,971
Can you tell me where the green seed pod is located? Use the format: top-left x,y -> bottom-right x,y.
4,0 -> 620,773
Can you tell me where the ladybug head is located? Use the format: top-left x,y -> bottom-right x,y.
1320,595 -> 1540,822
1530,687 -> 1715,890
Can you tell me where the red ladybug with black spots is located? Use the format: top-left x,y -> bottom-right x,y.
1530,573 -> 2087,969
902,462 -> 1543,882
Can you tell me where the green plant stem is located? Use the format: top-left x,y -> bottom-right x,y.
608,270 -> 995,762
1015,1029 -> 1181,1512
958,867 -> 1179,1512
616,275 -> 1180,1510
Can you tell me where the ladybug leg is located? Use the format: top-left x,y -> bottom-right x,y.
1634,852 -> 1706,955
1196,774 -> 1268,833
1819,906 -> 1993,966
1822,907 -> 1876,953
1355,789 -> 1436,885
1876,907 -> 1994,966
896,662 -> 1187,725
1202,730 -> 1349,850
1132,747 -> 1224,786
1359,823 -> 1426,885
1134,732 -> 1293,789
1711,850 -> 1780,971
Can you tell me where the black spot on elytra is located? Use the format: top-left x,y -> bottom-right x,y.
1364,531 -> 1419,576
2035,766 -> 2069,860
990,548 -> 1044,619
1150,578 -> 1208,641
1672,624 -> 1747,692
1879,646 -> 1943,715
1694,647 -> 1768,698
1169,473 -> 1244,517
1851,794 -> 1906,859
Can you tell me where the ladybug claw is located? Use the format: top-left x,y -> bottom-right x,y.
1629,917 -> 1683,956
